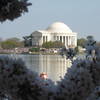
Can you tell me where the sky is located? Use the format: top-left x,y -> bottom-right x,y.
0,0 -> 100,41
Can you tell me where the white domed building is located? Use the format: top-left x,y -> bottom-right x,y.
25,22 -> 77,48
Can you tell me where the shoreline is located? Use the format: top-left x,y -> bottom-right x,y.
0,52 -> 60,55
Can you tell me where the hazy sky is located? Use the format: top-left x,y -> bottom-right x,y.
0,0 -> 100,41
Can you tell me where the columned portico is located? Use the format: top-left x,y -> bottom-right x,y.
26,22 -> 77,48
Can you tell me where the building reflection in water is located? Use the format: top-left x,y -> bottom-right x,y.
38,55 -> 71,81
21,55 -> 72,82
9,54 -> 72,82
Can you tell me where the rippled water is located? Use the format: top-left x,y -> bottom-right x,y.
0,54 -> 72,81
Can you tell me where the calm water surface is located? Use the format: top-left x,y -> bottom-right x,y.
1,54 -> 72,81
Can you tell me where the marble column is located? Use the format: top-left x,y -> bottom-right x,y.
65,36 -> 66,47
60,36 -> 61,42
73,36 -> 75,46
70,36 -> 72,46
69,36 -> 71,45
69,36 -> 71,46
56,36 -> 57,41
75,36 -> 77,46
68,36 -> 70,46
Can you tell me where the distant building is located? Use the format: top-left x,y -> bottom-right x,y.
24,22 -> 77,48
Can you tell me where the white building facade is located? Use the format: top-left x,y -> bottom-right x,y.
31,22 -> 77,48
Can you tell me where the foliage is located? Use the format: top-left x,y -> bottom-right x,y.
1,45 -> 100,100
0,0 -> 32,22
57,36 -> 100,100
29,47 -> 40,52
66,48 -> 76,61
1,0 -> 100,99
42,41 -> 53,48
1,38 -> 24,49
77,38 -> 87,47
74,46 -> 79,53
0,37 -> 100,100
85,36 -> 99,61
57,60 -> 95,100
87,86 -> 100,100
60,47 -> 77,62
23,35 -> 32,47
7,37 -> 21,42
0,56 -> 55,100
42,41 -> 65,48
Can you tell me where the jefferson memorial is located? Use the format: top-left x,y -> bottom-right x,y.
24,22 -> 77,48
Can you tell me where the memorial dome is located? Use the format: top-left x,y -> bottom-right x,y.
46,22 -> 72,33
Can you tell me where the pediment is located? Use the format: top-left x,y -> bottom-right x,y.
31,31 -> 42,37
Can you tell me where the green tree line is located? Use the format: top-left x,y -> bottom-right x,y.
77,36 -> 100,47
42,41 -> 65,48
0,37 -> 24,49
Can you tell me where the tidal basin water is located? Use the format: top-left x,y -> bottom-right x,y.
1,54 -> 72,82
